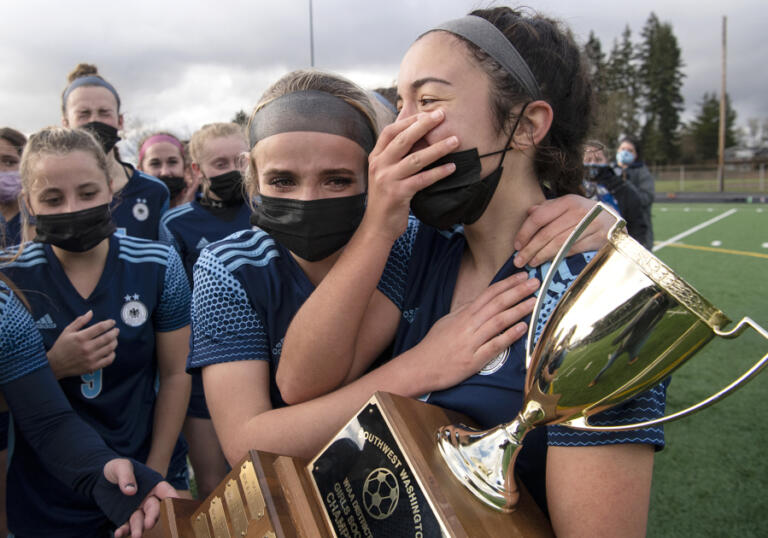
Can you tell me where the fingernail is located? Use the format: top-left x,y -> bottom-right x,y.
125,483 -> 136,489
431,110 -> 443,120
448,135 -> 459,146
513,255 -> 524,268
444,163 -> 456,172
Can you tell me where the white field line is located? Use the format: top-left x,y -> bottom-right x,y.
652,208 -> 738,252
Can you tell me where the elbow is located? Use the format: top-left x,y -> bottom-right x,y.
276,375 -> 315,406
221,439 -> 250,468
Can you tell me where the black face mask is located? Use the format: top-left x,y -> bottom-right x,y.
584,163 -> 610,181
410,148 -> 504,230
207,170 -> 244,205
158,175 -> 186,199
34,203 -> 116,252
250,193 -> 366,262
410,103 -> 529,230
81,121 -> 121,154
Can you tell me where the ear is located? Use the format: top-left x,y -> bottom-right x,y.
62,116 -> 69,128
117,113 -> 124,131
512,100 -> 553,149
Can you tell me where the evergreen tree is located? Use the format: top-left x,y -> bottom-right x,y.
637,13 -> 685,164
584,31 -> 606,95
231,109 -> 249,127
604,26 -> 640,144
683,92 -> 737,161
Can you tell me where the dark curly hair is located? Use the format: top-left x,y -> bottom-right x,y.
429,7 -> 593,196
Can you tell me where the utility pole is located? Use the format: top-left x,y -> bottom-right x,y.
309,0 -> 315,67
717,15 -> 727,192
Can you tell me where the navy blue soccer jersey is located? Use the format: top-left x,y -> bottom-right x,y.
159,200 -> 252,283
186,222 -> 414,408
0,234 -> 190,534
111,166 -> 170,240
390,220 -> 667,511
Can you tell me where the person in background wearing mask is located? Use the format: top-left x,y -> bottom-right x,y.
61,63 -> 170,239
137,132 -> 191,209
584,140 -> 650,248
615,137 -> 654,249
159,122 -> 250,499
0,127 -> 29,247
1,127 -> 192,536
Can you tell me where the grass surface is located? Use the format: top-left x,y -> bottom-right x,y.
646,203 -> 768,537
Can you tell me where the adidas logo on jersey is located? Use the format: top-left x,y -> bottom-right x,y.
196,237 -> 210,250
403,308 -> 419,323
35,313 -> 57,330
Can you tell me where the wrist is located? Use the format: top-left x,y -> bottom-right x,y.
356,213 -> 403,246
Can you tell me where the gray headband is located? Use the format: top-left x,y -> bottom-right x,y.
249,90 -> 376,152
63,76 -> 121,109
430,15 -> 542,100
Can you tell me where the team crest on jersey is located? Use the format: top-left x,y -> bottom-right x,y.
121,293 -> 148,327
132,198 -> 150,221
479,347 -> 509,375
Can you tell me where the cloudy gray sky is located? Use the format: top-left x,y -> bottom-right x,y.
2,0 -> 766,146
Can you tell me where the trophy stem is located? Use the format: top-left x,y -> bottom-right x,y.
438,413 -> 535,513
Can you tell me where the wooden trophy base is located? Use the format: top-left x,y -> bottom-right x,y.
148,392 -> 553,537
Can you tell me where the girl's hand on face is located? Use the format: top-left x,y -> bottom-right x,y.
46,310 -> 119,379
365,110 -> 459,241
408,272 -> 539,392
513,194 -> 612,268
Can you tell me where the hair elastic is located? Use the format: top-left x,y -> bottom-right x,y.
248,90 -> 376,152
429,15 -> 542,100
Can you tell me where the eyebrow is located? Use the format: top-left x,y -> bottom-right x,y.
411,77 -> 452,90
321,168 -> 357,176
260,168 -> 295,177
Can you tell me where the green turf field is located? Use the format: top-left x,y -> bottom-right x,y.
646,203 -> 768,537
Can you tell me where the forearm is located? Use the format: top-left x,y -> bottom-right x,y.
277,217 -> 396,402
219,350 -> 430,464
2,367 -> 115,494
146,371 -> 190,475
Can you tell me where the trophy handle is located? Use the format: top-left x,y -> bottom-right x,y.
525,202 -> 623,370
565,316 -> 768,431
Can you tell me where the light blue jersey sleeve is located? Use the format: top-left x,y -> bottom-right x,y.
154,247 -> 191,332
0,284 -> 48,385
187,248 -> 270,370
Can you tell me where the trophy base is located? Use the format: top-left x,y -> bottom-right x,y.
438,422 -> 522,513
147,393 -> 551,537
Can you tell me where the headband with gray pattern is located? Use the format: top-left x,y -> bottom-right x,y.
430,15 -> 542,100
248,90 -> 376,152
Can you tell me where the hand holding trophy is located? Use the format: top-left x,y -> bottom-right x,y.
438,202 -> 768,512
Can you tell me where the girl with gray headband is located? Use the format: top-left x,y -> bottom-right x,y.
277,8 -> 665,536
187,63 -> 601,476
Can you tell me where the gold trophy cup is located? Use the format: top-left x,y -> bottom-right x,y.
438,203 -> 768,512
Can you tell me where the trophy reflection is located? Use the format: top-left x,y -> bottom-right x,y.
438,203 -> 768,512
